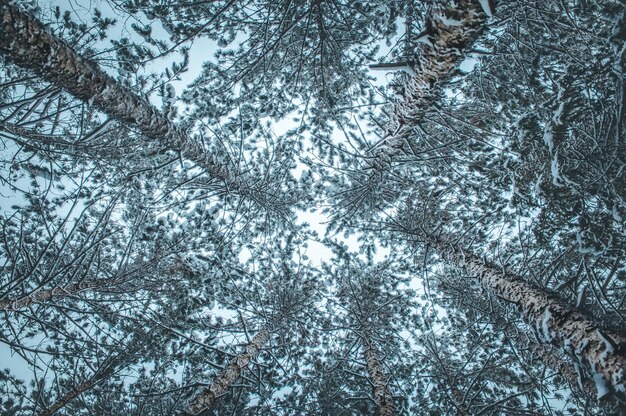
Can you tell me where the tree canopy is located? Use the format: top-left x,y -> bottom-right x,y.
1,0 -> 626,414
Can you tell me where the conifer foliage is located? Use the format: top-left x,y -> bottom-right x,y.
2,0 -> 626,414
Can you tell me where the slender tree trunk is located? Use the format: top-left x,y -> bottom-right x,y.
41,329 -> 154,415
187,326 -> 271,415
0,255 -> 172,311
362,332 -> 395,416
370,0 -> 492,172
0,2 -> 284,214
0,279 -> 112,311
343,1 -> 494,214
40,359 -> 116,416
41,376 -> 102,416
427,233 -> 626,400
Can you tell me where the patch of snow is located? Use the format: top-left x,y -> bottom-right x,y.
416,34 -> 434,47
533,175 -> 543,197
540,309 -> 553,341
437,14 -> 463,27
478,0 -> 494,17
576,285 -> 586,308
613,204 -> 623,222
543,127 -> 554,154
551,155 -> 562,186
459,57 -> 478,73
552,101 -> 565,124
593,373 -> 610,399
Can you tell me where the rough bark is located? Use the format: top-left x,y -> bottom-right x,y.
0,279 -> 112,311
362,332 -> 395,416
0,1 -> 286,215
369,0 -> 492,172
528,342 -> 598,399
427,233 -> 626,401
519,324 -> 623,411
187,326 -> 271,415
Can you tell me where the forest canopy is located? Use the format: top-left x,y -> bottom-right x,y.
1,0 -> 626,414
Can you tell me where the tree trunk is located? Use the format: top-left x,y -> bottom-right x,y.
40,359 -> 116,416
516,326 -> 623,411
369,0 -> 492,172
187,326 -> 271,415
0,279 -> 112,311
0,2 -> 284,214
41,378 -> 100,416
362,332 -> 395,416
427,233 -> 626,401
0,255 -> 173,311
527,342 -> 598,399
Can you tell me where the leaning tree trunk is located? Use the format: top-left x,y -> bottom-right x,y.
40,327 -> 158,415
40,366 -> 113,416
0,254 -> 175,311
427,233 -> 626,401
0,279 -> 114,311
527,341 -> 598,399
0,1 -> 284,214
344,0 -> 494,214
438,269 -> 603,403
187,326 -> 271,415
362,331 -> 395,416
504,315 -> 619,409
369,0 -> 493,172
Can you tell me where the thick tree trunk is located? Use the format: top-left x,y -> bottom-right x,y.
0,2 -> 284,214
427,233 -> 626,401
517,321 -> 622,411
187,326 -> 271,415
369,0 -> 492,172
362,333 -> 395,416
527,342 -> 598,399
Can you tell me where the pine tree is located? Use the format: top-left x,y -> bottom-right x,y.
0,1 -> 294,216
391,204 -> 626,405
3,0 -> 626,414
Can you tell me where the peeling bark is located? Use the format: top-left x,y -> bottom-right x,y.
0,2 -> 286,214
369,0 -> 492,172
187,326 -> 271,415
428,233 -> 626,401
362,332 -> 395,416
